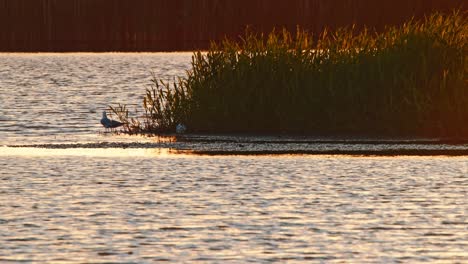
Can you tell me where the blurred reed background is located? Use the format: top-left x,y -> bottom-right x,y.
0,0 -> 465,51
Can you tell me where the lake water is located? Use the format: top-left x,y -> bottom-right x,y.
0,53 -> 191,145
0,53 -> 467,263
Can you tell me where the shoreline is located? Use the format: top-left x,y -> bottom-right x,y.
5,134 -> 468,156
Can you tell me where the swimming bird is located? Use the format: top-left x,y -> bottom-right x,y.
100,111 -> 124,131
176,123 -> 187,134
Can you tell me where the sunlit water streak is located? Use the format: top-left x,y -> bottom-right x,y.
0,53 -> 467,263
0,147 -> 176,157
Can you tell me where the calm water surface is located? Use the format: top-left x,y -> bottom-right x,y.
0,53 -> 467,263
0,53 -> 190,144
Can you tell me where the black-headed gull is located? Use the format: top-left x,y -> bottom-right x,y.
100,111 -> 124,131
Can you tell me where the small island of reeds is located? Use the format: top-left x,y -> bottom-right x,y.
111,11 -> 467,138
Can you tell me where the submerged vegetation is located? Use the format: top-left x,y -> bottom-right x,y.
111,11 -> 467,137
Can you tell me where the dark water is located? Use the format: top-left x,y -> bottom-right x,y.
0,53 -> 467,263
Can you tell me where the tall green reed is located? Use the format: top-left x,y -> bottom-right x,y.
112,11 -> 467,137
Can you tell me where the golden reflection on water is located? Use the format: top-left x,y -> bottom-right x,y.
0,147 -> 181,157
0,148 -> 467,262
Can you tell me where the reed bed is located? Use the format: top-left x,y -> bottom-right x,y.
112,11 -> 467,137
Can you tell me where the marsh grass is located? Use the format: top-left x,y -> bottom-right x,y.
111,11 -> 467,137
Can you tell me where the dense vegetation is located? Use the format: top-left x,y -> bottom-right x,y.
111,11 -> 467,137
